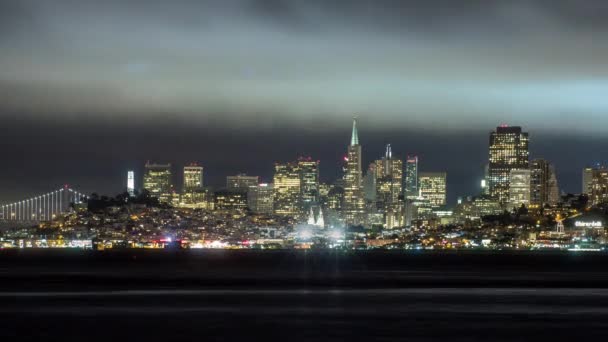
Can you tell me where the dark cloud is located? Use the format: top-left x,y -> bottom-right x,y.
1,0 -> 607,203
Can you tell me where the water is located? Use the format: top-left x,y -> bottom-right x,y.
1,250 -> 608,340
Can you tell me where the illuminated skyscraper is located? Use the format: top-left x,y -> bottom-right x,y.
488,126 -> 529,204
183,164 -> 203,191
375,144 -> 403,208
509,169 -> 531,210
590,166 -> 608,206
582,167 -> 595,195
418,172 -> 447,207
227,174 -> 259,191
143,162 -> 172,203
247,183 -> 274,214
127,171 -> 135,196
343,118 -> 365,226
530,159 -> 559,209
273,162 -> 301,216
404,155 -> 419,199
297,157 -> 320,212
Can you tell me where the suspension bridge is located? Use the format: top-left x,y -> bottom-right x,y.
0,185 -> 88,222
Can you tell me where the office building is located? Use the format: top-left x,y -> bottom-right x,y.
404,155 -> 419,198
273,162 -> 301,216
488,125 -> 529,204
583,167 -> 595,195
183,164 -> 203,191
227,174 -> 259,191
298,157 -> 320,212
530,159 -> 550,209
509,169 -> 531,209
127,171 -> 135,196
418,172 -> 447,207
343,118 -> 366,226
590,167 -> 608,206
375,144 -> 403,209
214,189 -> 248,211
143,162 -> 172,203
247,183 -> 274,214
362,163 -> 377,202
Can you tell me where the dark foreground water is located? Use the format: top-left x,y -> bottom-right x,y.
2,250 -> 608,341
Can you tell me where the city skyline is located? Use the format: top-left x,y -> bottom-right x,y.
1,1 -> 608,204
0,118 -> 607,205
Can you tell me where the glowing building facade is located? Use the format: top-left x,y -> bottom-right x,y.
488,126 -> 529,204
143,162 -> 172,203
127,171 -> 135,196
273,162 -> 301,216
404,155 -> 419,199
298,157 -> 320,212
343,118 -> 366,226
183,164 -> 203,191
508,169 -> 531,210
418,172 -> 447,207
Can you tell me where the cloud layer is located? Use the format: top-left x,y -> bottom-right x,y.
1,0 -> 608,132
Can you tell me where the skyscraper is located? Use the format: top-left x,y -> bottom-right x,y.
343,118 -> 365,226
127,171 -> 135,196
362,163 -> 377,202
488,125 -> 529,204
143,162 -> 172,203
530,159 -> 549,209
590,167 -> 608,206
226,174 -> 259,191
374,144 -> 403,227
404,155 -> 419,199
418,172 -> 447,207
273,162 -> 301,216
509,169 -> 531,210
582,167 -> 595,195
183,164 -> 203,191
297,157 -> 320,212
247,183 -> 274,215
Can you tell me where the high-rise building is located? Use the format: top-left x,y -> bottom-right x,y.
530,159 -> 559,208
590,167 -> 608,206
509,169 -> 531,209
488,125 -> 529,204
343,118 -> 366,226
183,164 -> 203,191
226,174 -> 259,191
405,155 -> 419,199
375,144 -> 403,208
530,159 -> 549,209
273,162 -> 301,216
362,163 -> 377,202
548,166 -> 560,205
143,162 -> 172,203
127,171 -> 135,196
582,167 -> 595,195
297,157 -> 320,212
247,183 -> 274,215
418,172 -> 447,207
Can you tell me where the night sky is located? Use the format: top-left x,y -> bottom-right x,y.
1,0 -> 608,204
